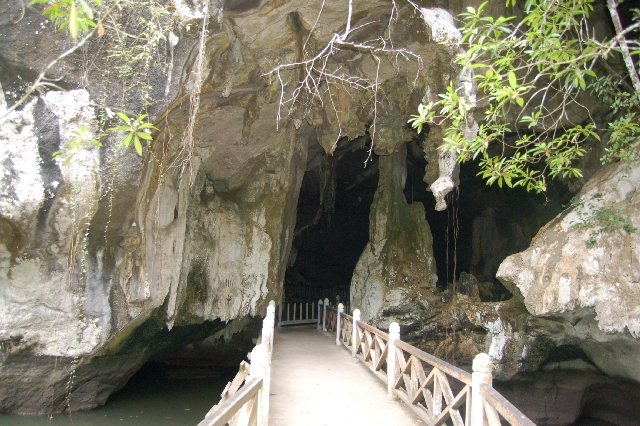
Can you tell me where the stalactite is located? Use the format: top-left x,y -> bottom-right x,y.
319,154 -> 337,226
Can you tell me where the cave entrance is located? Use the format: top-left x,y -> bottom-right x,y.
287,134 -> 571,308
285,137 -> 379,310
404,138 -> 572,299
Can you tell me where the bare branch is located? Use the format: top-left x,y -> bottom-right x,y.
0,2 -> 120,123
606,0 -> 640,96
262,0 -> 425,148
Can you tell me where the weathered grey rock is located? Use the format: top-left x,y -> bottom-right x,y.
0,0 -> 463,414
456,271 -> 479,298
0,89 -> 103,359
497,160 -> 640,382
350,146 -> 437,322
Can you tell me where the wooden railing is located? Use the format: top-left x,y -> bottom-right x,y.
198,302 -> 276,426
279,298 -> 349,328
277,301 -> 319,326
324,304 -> 536,426
285,284 -> 349,305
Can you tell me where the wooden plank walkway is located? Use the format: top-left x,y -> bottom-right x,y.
269,325 -> 423,426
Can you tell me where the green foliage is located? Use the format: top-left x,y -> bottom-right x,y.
50,113 -> 157,164
52,126 -> 103,166
569,197 -> 637,248
31,0 -> 169,162
31,0 -> 102,39
103,0 -> 174,109
108,113 -> 159,156
590,76 -> 640,164
409,0 -> 639,193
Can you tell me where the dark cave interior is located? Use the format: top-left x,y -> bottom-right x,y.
284,134 -> 572,304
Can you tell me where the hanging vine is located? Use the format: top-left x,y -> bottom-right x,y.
171,0 -> 212,183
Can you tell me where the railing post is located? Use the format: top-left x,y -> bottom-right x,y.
387,322 -> 400,400
322,298 -> 329,331
352,309 -> 360,357
278,301 -> 282,328
267,301 -> 275,352
471,353 -> 492,426
336,303 -> 344,345
249,344 -> 270,426
317,299 -> 322,329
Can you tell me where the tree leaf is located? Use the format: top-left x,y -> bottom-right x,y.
134,136 -> 143,156
516,96 -> 524,107
137,122 -> 158,130
508,71 -> 517,89
79,0 -> 93,19
69,1 -> 78,39
116,112 -> 131,124
121,132 -> 133,148
136,131 -> 152,140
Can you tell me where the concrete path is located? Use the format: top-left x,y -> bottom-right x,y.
269,325 -> 422,426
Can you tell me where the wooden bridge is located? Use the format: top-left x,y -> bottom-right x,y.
197,300 -> 536,426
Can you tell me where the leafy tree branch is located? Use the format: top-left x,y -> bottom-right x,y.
409,0 -> 640,193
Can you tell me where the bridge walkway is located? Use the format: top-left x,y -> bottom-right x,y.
269,325 -> 422,426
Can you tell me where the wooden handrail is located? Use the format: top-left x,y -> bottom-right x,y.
197,377 -> 263,426
479,383 -> 536,426
356,320 -> 389,341
285,284 -> 349,304
394,339 -> 472,385
332,309 -> 537,426
199,302 -> 275,426
202,300 -> 535,426
277,301 -> 318,326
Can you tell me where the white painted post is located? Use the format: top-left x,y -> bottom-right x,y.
336,303 -> 344,345
317,299 -> 322,329
266,302 -> 275,352
352,309 -> 360,357
322,298 -> 329,331
278,302 -> 282,328
387,322 -> 400,400
261,304 -> 275,352
471,353 -> 493,426
249,344 -> 270,426
261,316 -> 269,347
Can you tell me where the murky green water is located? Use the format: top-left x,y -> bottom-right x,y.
0,364 -> 236,426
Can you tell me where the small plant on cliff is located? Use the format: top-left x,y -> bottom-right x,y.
108,113 -> 159,156
30,0 -> 103,39
2,0 -> 170,159
569,197 -> 637,248
408,0 -> 640,193
52,126 -> 103,166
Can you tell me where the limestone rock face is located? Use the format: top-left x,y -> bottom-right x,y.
497,160 -> 640,382
0,0 -> 463,414
0,90 -> 103,358
351,146 -> 437,322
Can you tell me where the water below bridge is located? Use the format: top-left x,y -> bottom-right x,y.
0,364 -> 236,426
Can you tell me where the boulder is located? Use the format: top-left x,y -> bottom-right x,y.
498,160 -> 640,382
